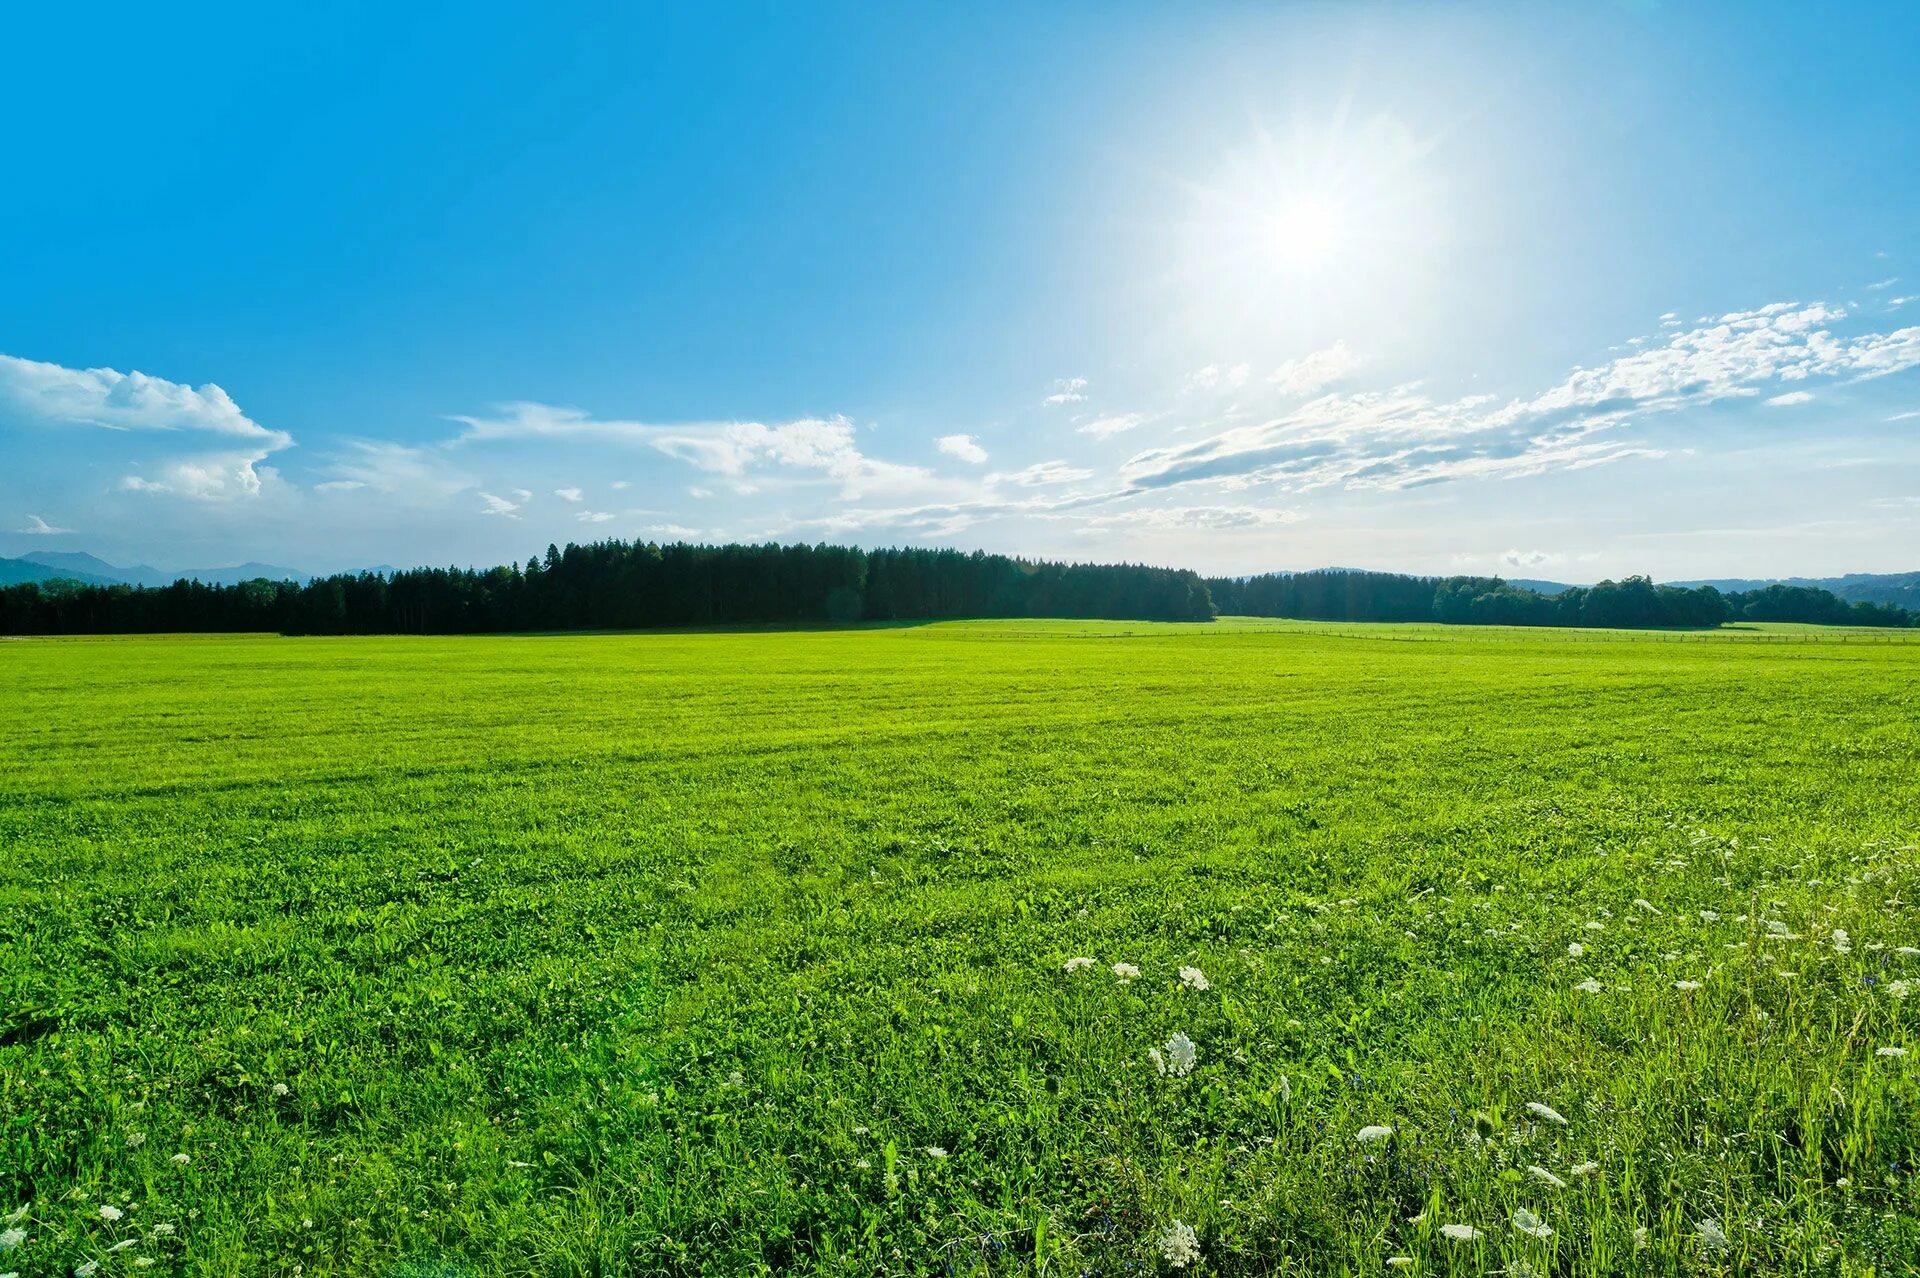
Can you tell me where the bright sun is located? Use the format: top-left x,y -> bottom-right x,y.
1267,196 -> 1343,271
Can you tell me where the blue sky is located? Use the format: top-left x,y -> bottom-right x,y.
3,2 -> 1917,580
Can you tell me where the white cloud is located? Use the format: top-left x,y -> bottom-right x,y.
1766,391 -> 1815,406
1120,301 -> 1920,495
1078,412 -> 1147,439
1,352 -> 293,502
576,510 -> 615,523
1269,342 -> 1362,396
936,433 -> 988,463
16,514 -> 72,535
1890,410 -> 1920,422
1043,377 -> 1088,405
317,440 -> 476,501
989,460 -> 1095,487
1081,503 -> 1300,533
477,491 -> 522,518
1501,549 -> 1564,570
1867,277 -> 1899,290
1184,363 -> 1250,394
555,486 -> 584,502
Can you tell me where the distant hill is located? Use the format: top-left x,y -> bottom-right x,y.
13,551 -> 312,588
1671,572 -> 1920,608
0,556 -> 117,587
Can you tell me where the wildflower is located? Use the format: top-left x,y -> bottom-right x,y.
1674,980 -> 1702,991
1574,978 -> 1603,994
1512,1207 -> 1552,1239
1276,1074 -> 1291,1103
1163,1032 -> 1198,1077
1112,962 -> 1140,981
1178,965 -> 1210,992
1148,1047 -> 1166,1074
1585,921 -> 1605,931
1528,1164 -> 1567,1189
148,1226 -> 173,1238
1,1207 -> 20,1227
98,1206 -> 123,1224
271,1083 -> 290,1097
137,1262 -> 156,1270
169,1154 -> 190,1166
1765,919 -> 1791,935
1695,1218 -> 1731,1254
1355,1124 -> 1394,1144
1567,941 -> 1585,958
0,1228 -> 22,1250
1386,1258 -> 1412,1268
726,1070 -> 745,1087
76,1264 -> 101,1278
924,1146 -> 947,1159
1889,980 -> 1912,999
1832,929 -> 1852,954
1063,956 -> 1095,973
1571,1161 -> 1599,1177
124,1132 -> 145,1149
1526,1101 -> 1569,1126
1159,1220 -> 1200,1268
107,1240 -> 136,1254
1633,898 -> 1662,915
1699,910 -> 1720,922
1877,1046 -> 1907,1058
1632,1226 -> 1650,1250
1440,1223 -> 1481,1242
852,1126 -> 869,1136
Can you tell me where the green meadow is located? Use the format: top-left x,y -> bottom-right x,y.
2,620 -> 1917,1276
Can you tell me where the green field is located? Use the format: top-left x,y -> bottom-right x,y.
3,621 -> 1918,1276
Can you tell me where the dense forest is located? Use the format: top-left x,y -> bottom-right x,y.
0,541 -> 1912,635
0,542 -> 1215,634
1209,569 -> 1918,629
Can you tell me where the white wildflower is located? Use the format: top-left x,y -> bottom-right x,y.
1567,942 -> 1585,958
1832,929 -> 1852,954
98,1206 -> 123,1224
1159,1220 -> 1200,1268
107,1240 -> 136,1254
1571,1161 -> 1599,1177
1512,1207 -> 1552,1239
1699,910 -> 1720,922
1695,1218 -> 1731,1254
1386,1258 -> 1412,1268
271,1083 -> 290,1097
1877,1046 -> 1907,1058
1112,962 -> 1140,981
1178,965 -> 1210,992
1163,1032 -> 1197,1077
76,1264 -> 100,1278
1440,1223 -> 1481,1242
123,1132 -> 145,1149
923,1146 -> 947,1159
1632,1226 -> 1650,1250
0,1228 -> 22,1251
1765,919 -> 1791,935
1063,956 -> 1095,973
1528,1164 -> 1567,1189
1526,1101 -> 1569,1126
1276,1074 -> 1292,1103
1148,1047 -> 1166,1075
1633,898 -> 1662,915
1355,1124 -> 1394,1144
169,1154 -> 190,1166
1674,980 -> 1703,991
1,1206 -> 20,1227
1898,946 -> 1920,957
726,1070 -> 745,1087
148,1225 -> 173,1238
1574,978 -> 1604,994
1888,980 -> 1912,999
1585,921 -> 1605,931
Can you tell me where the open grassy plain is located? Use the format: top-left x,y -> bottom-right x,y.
2,620 -> 1918,1276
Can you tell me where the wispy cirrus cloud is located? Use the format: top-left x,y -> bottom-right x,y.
1042,377 -> 1087,405
16,514 -> 72,535
1120,302 -> 1920,495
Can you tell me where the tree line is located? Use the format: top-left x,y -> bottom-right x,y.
1,543 -> 1910,636
1207,569 -> 1917,629
0,541 -> 1215,635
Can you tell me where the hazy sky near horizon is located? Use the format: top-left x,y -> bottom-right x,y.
3,2 -> 1918,581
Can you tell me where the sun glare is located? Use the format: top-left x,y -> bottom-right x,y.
1267,196 -> 1343,271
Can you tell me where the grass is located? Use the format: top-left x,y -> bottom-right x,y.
1,619 -> 1917,1276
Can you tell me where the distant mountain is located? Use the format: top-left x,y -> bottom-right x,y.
14,551 -> 311,588
0,556 -> 118,587
1504,578 -> 1576,595
1671,572 -> 1920,608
